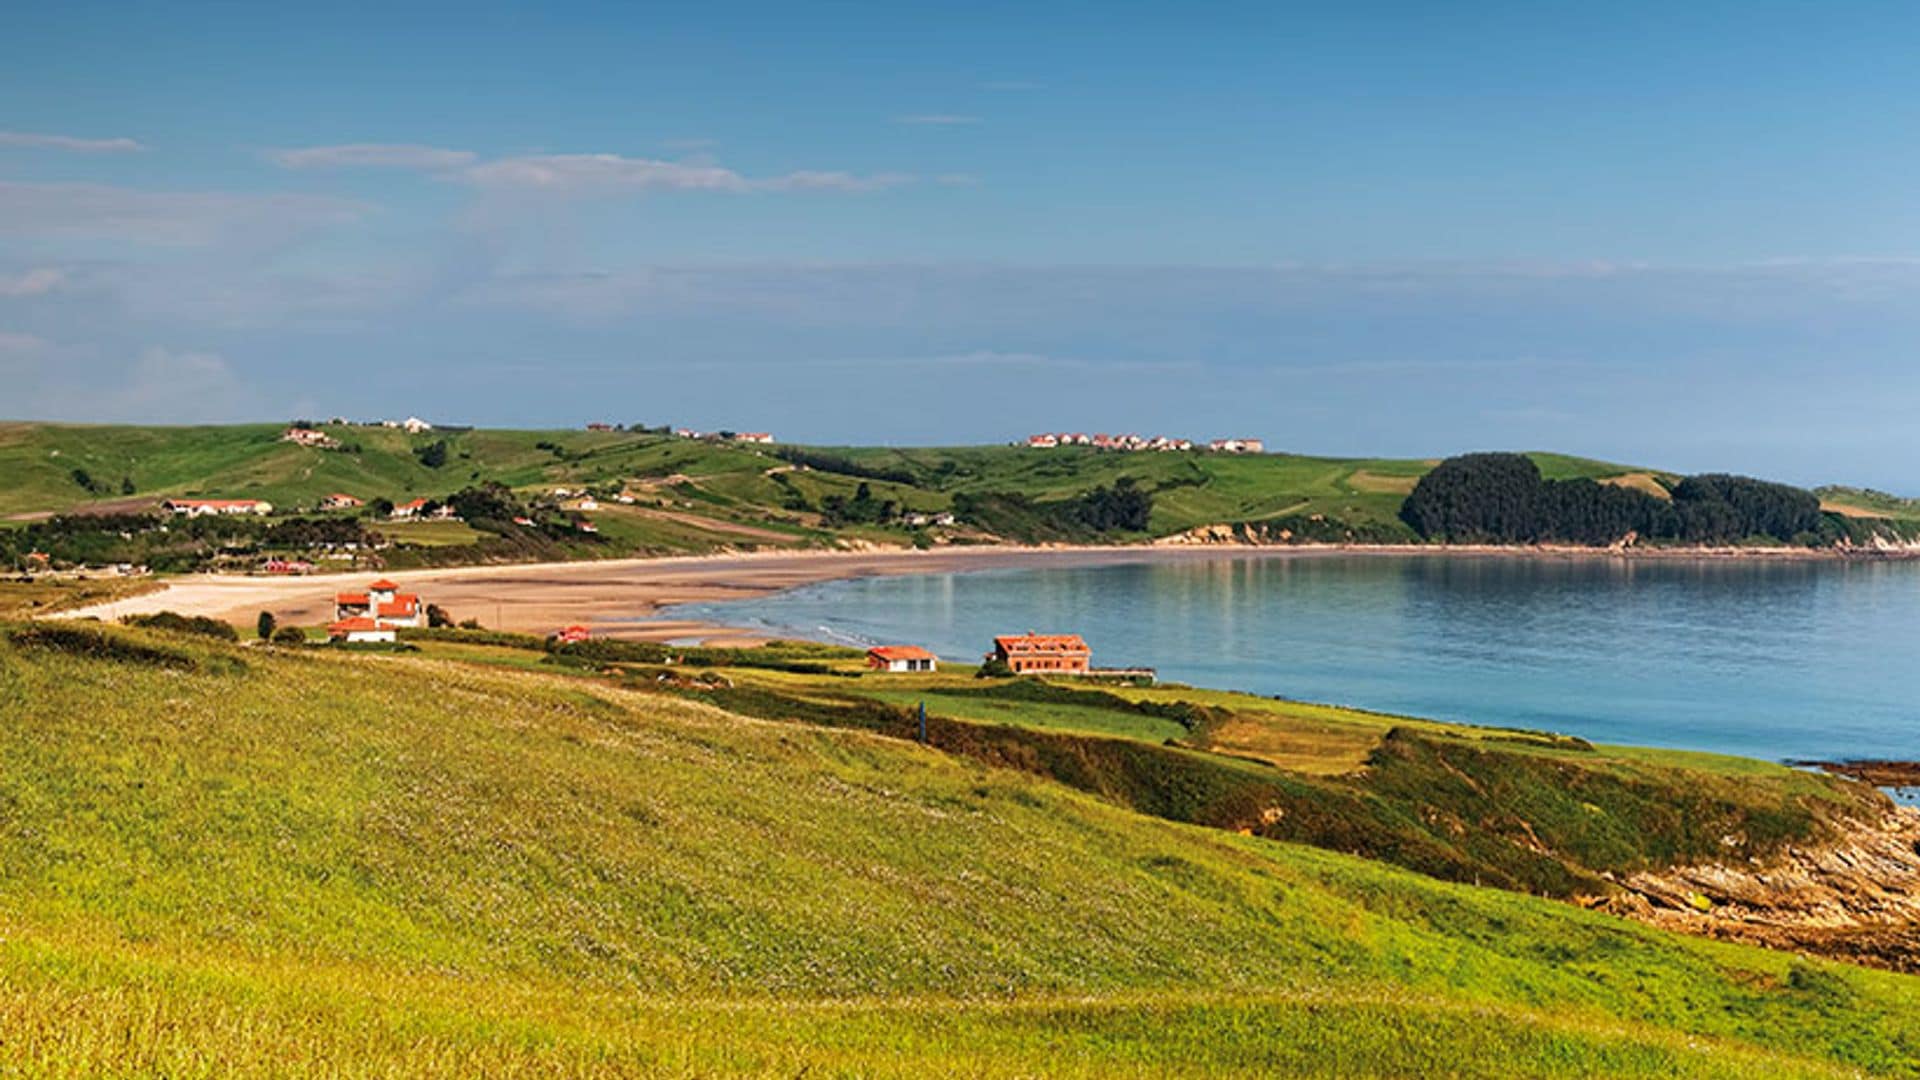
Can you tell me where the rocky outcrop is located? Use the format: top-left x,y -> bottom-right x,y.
1593,805 -> 1920,973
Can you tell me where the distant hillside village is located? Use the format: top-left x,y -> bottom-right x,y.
1026,432 -> 1265,453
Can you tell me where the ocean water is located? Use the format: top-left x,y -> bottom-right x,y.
670,553 -> 1920,764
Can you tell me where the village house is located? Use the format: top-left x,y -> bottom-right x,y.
163,498 -> 273,517
281,426 -> 339,449
326,617 -> 394,644
554,625 -> 592,645
585,422 -> 614,431
867,645 -> 938,673
261,558 -> 315,574
1208,438 -> 1266,454
319,493 -> 363,510
901,511 -> 957,528
328,578 -> 425,643
988,633 -> 1092,675
733,432 -> 775,444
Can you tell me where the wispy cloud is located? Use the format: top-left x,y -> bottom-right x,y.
0,267 -> 66,297
894,114 -> 983,126
0,181 -> 369,245
460,153 -> 910,195
270,143 -> 477,170
0,131 -> 145,153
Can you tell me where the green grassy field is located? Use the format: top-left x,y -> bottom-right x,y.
5,622 -> 1912,1075
0,422 -> 1664,547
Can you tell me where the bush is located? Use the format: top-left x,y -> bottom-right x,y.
271,625 -> 308,646
122,611 -> 240,641
976,658 -> 1014,679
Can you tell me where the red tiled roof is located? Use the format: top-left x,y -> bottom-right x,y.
368,579 -> 400,590
376,595 -> 418,617
993,633 -> 1089,655
335,592 -> 370,605
869,645 -> 935,661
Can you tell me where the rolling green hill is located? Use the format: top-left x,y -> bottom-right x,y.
0,421 -> 1652,544
1,622 -> 1917,1076
6,423 -> 1914,572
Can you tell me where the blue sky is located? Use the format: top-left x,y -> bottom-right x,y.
4,2 -> 1919,488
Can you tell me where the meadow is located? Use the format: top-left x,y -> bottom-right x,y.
2,622 -> 1916,1076
0,421 -> 1659,549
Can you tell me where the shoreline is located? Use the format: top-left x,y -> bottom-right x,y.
47,539 -> 1920,644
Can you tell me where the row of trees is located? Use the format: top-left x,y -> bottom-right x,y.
1400,454 -> 1829,546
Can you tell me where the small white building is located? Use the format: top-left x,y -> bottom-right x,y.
163,498 -> 273,517
867,645 -> 938,673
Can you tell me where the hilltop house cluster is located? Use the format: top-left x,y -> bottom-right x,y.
672,428 -> 776,444
1025,433 -> 1265,454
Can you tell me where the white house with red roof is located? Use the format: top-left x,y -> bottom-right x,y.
866,645 -> 938,673
329,578 -> 425,642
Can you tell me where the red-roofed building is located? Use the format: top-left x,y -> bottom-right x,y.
988,633 -> 1091,675
327,617 -> 395,644
320,493 -> 363,510
333,579 -> 425,632
867,645 -> 938,673
555,625 -> 592,645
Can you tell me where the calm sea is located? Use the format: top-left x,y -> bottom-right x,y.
670,553 -> 1920,766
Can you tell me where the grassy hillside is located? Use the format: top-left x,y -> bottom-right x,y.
535,639 -> 1876,903
1,623 -> 1917,1076
0,422 -> 1651,544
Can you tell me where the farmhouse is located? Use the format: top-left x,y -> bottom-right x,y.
319,493 -> 363,510
333,578 -> 424,630
867,645 -> 937,673
554,625 -> 592,644
282,426 -> 339,449
989,633 -> 1091,675
326,617 -> 395,644
1208,438 -> 1266,454
733,432 -> 775,444
163,498 -> 273,517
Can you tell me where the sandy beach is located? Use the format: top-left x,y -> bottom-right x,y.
52,539 -> 1918,644
51,545 -> 1267,643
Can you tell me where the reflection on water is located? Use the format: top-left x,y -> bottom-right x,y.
674,555 -> 1920,762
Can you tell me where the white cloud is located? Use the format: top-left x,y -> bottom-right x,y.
894,114 -> 983,126
459,153 -> 910,195
0,267 -> 66,297
270,143 -> 478,170
0,181 -> 369,245
0,131 -> 145,153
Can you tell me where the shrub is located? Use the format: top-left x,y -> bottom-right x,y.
271,625 -> 308,646
122,611 -> 240,641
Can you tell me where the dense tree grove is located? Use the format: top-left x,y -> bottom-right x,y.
1401,454 -> 1835,546
1074,478 -> 1154,532
952,479 -> 1156,541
